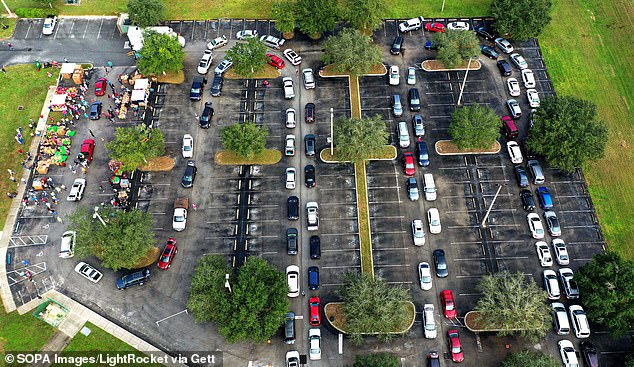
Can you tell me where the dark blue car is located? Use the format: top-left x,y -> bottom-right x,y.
536,187 -> 553,209
308,266 -> 319,290
416,139 -> 430,167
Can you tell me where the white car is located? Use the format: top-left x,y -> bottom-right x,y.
423,304 -> 437,338
526,89 -> 541,107
535,241 -> 553,267
569,305 -> 591,338
285,108 -> 296,128
544,210 -> 561,236
447,21 -> 470,31
42,16 -> 57,36
559,268 -> 580,299
558,340 -> 580,367
521,69 -> 536,88
182,134 -> 194,158
411,219 -> 426,246
283,77 -> 295,99
66,178 -> 86,202
398,16 -> 424,32
552,239 -> 570,265
74,262 -> 103,283
418,262 -> 432,290
285,135 -> 296,156
285,168 -> 296,189
308,328 -> 321,360
286,265 -> 300,297
286,351 -> 300,367
407,67 -> 416,85
206,35 -> 228,50
427,208 -> 442,234
494,37 -> 514,53
510,53 -> 529,69
507,98 -> 522,119
59,230 -> 76,258
506,141 -> 523,164
260,34 -> 285,49
388,65 -> 400,86
302,68 -> 315,89
236,29 -> 258,40
283,49 -> 302,65
197,50 -> 213,74
527,213 -> 545,239
214,58 -> 233,75
507,78 -> 521,97
543,269 -> 561,300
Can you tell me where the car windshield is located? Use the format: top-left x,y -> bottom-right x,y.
160,255 -> 170,262
174,216 -> 184,222
422,275 -> 432,282
445,301 -> 454,310
452,345 -> 462,354
183,145 -> 191,151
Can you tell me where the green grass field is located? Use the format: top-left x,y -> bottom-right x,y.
0,307 -> 56,352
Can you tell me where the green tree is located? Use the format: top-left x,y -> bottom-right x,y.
127,0 -> 165,28
490,0 -> 552,40
475,272 -> 551,341
188,255 -> 289,343
271,0 -> 296,35
528,95 -> 608,172
434,29 -> 480,68
333,115 -> 389,162
626,352 -> 634,367
341,0 -> 386,31
576,252 -> 634,336
295,0 -> 338,37
352,353 -> 399,367
322,28 -> 383,76
500,350 -> 559,367
339,272 -> 411,343
226,38 -> 268,77
67,207 -> 155,271
105,125 -> 165,172
221,122 -> 268,158
137,30 -> 184,75
448,104 -> 500,149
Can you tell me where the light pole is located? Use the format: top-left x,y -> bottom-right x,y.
441,0 -> 446,12
93,206 -> 107,227
481,184 -> 504,228
224,273 -> 232,293
456,57 -> 473,106
1,0 -> 12,17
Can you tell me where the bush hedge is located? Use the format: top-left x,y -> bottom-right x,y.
15,8 -> 59,18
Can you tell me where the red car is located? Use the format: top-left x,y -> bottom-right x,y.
309,296 -> 321,326
94,78 -> 107,96
441,289 -> 457,319
80,139 -> 95,161
266,53 -> 286,70
402,152 -> 415,176
447,329 -> 465,363
424,23 -> 445,33
157,238 -> 178,269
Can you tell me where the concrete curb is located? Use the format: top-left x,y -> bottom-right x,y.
421,59 -> 482,72
435,139 -> 501,155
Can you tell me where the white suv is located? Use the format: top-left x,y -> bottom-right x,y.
283,77 -> 295,99
302,68 -> 315,89
285,168 -> 296,189
399,16 -> 424,32
285,135 -> 296,156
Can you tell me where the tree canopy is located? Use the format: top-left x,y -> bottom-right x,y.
339,272 -> 411,343
105,125 -> 165,172
527,95 -> 608,172
500,350 -> 559,367
271,0 -> 296,35
434,29 -> 480,68
352,353 -> 400,367
576,251 -> 634,336
127,0 -> 165,28
187,255 -> 289,343
295,0 -> 339,37
341,0 -> 386,31
448,104 -> 500,149
136,30 -> 184,75
225,38 -> 268,77
475,272 -> 551,340
68,207 -> 155,271
220,122 -> 268,158
322,28 -> 383,76
490,0 -> 553,40
333,115 -> 389,161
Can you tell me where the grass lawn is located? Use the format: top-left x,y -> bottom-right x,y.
0,65 -> 57,229
0,18 -> 17,39
354,161 -> 374,277
0,307 -> 56,352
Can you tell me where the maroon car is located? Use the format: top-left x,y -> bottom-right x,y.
80,139 -> 95,161
94,78 -> 107,96
157,238 -> 178,270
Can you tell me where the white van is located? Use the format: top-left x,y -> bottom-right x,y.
423,173 -> 437,201
551,302 -> 570,335
397,121 -> 410,148
59,231 -> 76,258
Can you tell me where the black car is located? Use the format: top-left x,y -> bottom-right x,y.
304,134 -> 315,157
580,342 -> 599,367
287,196 -> 299,220
210,73 -> 223,97
427,351 -> 441,367
390,36 -> 404,55
480,45 -> 499,60
520,137 -> 537,160
497,60 -> 512,76
181,160 -> 197,188
515,166 -> 529,188
305,103 -> 315,123
200,102 -> 214,128
408,88 -> 421,111
474,26 -> 496,40
89,102 -> 102,120
286,228 -> 298,255
190,76 -> 205,100
310,235 -> 321,259
433,249 -> 448,278
304,165 -> 316,188
520,189 -> 536,211
416,139 -> 430,167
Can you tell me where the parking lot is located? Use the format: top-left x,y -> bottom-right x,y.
4,16 -> 627,367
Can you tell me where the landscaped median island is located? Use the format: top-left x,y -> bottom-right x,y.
435,140 -> 501,155
215,150 -> 282,165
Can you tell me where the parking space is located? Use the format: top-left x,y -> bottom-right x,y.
13,17 -> 123,40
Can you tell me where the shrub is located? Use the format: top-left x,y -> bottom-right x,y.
15,8 -> 59,18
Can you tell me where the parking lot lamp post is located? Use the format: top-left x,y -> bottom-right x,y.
224,273 -> 232,293
93,206 -> 107,227
457,57 -> 473,106
441,0 -> 446,12
330,108 -> 334,156
1,0 -> 12,17
481,184 -> 504,228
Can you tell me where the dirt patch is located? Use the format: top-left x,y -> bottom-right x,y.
320,146 -> 396,163
215,149 -> 281,165
139,156 -> 175,171
319,63 -> 387,77
436,140 -> 501,155
132,246 -> 161,269
156,70 -> 185,84
225,66 -> 281,80
422,59 -> 482,71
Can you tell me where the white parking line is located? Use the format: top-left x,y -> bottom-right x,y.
564,224 -> 598,229
370,215 -> 404,220
368,200 -> 402,204
374,264 -> 410,268
367,185 -> 400,190
321,265 -> 359,270
319,233 -> 358,237
372,247 -> 409,251
323,248 -> 359,253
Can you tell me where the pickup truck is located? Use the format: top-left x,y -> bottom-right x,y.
172,197 -> 189,231
306,202 -> 319,231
